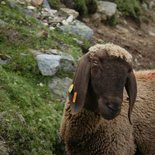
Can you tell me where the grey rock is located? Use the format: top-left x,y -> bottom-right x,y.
60,54 -> 75,72
43,0 -> 51,9
0,54 -> 11,65
148,31 -> 155,37
59,20 -> 94,40
142,3 -> 148,10
60,8 -> 79,19
27,5 -> 36,10
1,1 -> 6,5
41,8 -> 57,17
48,77 -> 72,100
62,15 -> 74,25
36,51 -> 75,76
149,0 -> 155,9
97,1 -> 117,17
7,0 -> 17,8
36,54 -> 61,76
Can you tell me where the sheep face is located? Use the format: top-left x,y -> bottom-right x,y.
90,57 -> 130,119
69,44 -> 137,123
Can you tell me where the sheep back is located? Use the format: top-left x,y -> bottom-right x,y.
133,70 -> 155,155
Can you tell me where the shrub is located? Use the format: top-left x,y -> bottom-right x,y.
115,0 -> 143,19
48,0 -> 62,9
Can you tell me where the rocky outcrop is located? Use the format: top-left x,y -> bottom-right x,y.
91,1 -> 117,23
48,77 -> 72,101
97,1 -> 117,18
60,20 -> 94,40
35,50 -> 75,76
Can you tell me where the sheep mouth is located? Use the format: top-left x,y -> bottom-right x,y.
101,110 -> 121,120
98,103 -> 121,120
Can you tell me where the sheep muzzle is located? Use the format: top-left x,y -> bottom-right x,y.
98,97 -> 122,120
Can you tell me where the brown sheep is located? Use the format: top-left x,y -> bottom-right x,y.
60,43 -> 155,155
132,70 -> 155,155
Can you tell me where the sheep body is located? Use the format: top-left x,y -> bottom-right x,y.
60,101 -> 135,155
132,70 -> 155,155
60,44 -> 155,155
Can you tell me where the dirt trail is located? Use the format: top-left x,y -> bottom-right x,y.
87,18 -> 155,70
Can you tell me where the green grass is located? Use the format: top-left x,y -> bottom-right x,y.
0,66 -> 64,154
115,0 -> 143,19
0,1 -> 90,154
73,0 -> 97,16
48,0 -> 62,9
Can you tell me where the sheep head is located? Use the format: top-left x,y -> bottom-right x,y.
69,44 -> 137,124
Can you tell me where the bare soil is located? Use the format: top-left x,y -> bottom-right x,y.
86,16 -> 155,70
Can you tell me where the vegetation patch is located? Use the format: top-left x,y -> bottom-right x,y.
0,1 -> 90,154
48,0 -> 62,9
115,0 -> 143,20
0,66 -> 64,154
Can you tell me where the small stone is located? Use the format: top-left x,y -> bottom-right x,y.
0,54 -> 11,65
49,26 -> 55,30
148,31 -> 155,37
1,1 -> 6,5
62,20 -> 69,25
27,5 -> 36,10
43,22 -> 48,26
66,15 -> 74,24
31,0 -> 44,7
43,0 -> 51,9
116,25 -> 129,34
60,8 -> 79,19
142,3 -> 148,10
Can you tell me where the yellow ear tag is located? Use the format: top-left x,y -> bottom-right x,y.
73,92 -> 77,103
68,84 -> 74,93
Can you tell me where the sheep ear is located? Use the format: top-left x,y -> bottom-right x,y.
69,54 -> 90,114
125,71 -> 137,124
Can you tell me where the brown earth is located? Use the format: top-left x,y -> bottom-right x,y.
85,16 -> 155,70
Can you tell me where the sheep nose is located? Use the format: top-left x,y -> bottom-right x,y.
106,97 -> 122,111
107,103 -> 121,111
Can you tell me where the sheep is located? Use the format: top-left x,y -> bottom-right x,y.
132,70 -> 155,155
59,43 -> 155,155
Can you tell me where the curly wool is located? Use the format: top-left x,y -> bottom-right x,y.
88,43 -> 132,64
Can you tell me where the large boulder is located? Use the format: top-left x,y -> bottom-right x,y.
36,54 -> 60,76
59,20 -> 94,40
48,77 -> 72,101
35,50 -> 75,76
97,1 -> 117,19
